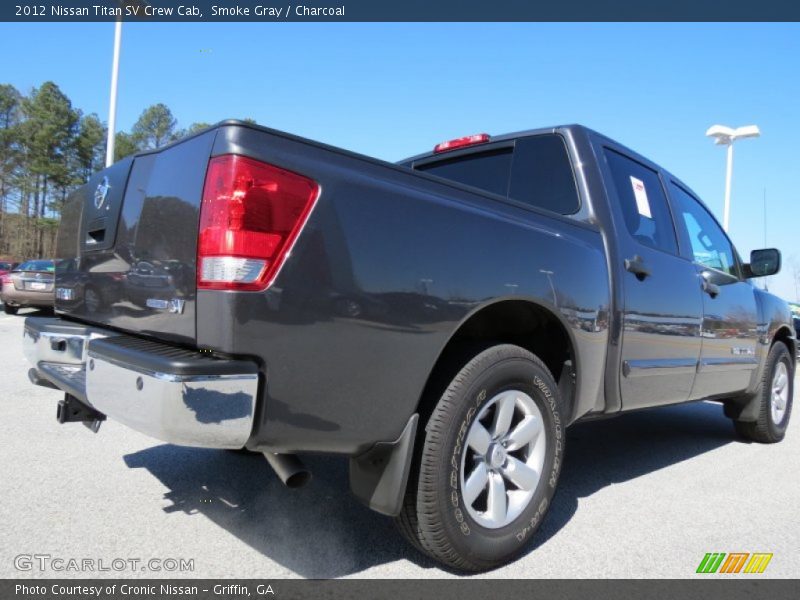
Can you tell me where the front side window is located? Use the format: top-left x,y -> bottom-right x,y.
604,149 -> 678,255
669,183 -> 737,277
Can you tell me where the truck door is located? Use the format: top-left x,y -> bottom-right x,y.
666,182 -> 759,399
602,148 -> 704,409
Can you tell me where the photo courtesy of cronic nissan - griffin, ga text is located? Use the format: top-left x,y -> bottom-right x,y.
21,122 -> 795,571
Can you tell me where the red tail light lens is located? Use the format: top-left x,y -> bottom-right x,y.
434,133 -> 490,153
198,154 -> 320,291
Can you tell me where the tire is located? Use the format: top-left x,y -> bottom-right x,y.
3,303 -> 18,315
397,344 -> 564,572
733,341 -> 793,443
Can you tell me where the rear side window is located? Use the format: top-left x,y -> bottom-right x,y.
604,149 -> 678,255
509,135 -> 579,214
416,148 -> 513,198
415,134 -> 579,215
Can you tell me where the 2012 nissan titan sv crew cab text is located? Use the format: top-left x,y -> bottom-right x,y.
23,122 -> 795,571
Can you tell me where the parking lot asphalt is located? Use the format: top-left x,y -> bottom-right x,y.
0,308 -> 797,579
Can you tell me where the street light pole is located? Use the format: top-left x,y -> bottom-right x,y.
723,142 -> 734,232
763,187 -> 769,291
706,124 -> 760,232
105,19 -> 122,167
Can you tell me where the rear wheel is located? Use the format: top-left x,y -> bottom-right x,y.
733,341 -> 793,443
396,344 -> 564,572
3,303 -> 18,315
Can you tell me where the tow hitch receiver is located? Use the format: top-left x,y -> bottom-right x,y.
57,394 -> 106,433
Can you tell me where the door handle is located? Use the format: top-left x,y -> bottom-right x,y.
86,227 -> 106,245
701,277 -> 720,298
624,255 -> 651,281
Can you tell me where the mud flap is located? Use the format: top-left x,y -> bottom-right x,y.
349,413 -> 418,517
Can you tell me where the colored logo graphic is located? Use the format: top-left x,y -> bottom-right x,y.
696,552 -> 773,574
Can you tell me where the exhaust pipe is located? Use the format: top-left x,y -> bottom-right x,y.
263,452 -> 311,488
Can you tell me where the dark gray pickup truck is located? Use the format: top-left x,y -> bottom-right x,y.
23,122 -> 795,571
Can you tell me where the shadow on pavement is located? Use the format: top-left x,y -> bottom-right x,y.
123,446 -> 437,577
123,400 -> 737,577
527,400 -> 736,556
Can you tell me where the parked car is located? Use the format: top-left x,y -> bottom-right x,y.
23,122 -> 794,572
0,260 -> 19,307
2,259 -> 55,315
54,258 -> 124,314
0,260 -> 19,278
123,260 -> 177,307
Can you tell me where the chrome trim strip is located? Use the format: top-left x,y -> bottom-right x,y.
698,357 -> 758,372
622,358 -> 698,378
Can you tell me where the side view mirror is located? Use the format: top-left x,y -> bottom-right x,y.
745,248 -> 781,278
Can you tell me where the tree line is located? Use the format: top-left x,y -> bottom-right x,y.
0,80 -> 223,260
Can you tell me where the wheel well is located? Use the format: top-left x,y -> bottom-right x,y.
773,326 -> 796,360
415,300 -> 576,428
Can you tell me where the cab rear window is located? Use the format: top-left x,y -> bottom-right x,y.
415,134 -> 579,215
417,148 -> 513,198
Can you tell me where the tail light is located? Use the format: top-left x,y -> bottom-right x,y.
197,154 -> 320,291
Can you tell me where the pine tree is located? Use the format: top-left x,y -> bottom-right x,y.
19,82 -> 79,218
114,131 -> 138,162
74,113 -> 105,182
131,103 -> 178,150
0,84 -> 22,216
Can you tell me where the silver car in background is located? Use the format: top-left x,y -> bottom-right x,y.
1,259 -> 55,315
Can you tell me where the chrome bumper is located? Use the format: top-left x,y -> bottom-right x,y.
23,317 -> 259,449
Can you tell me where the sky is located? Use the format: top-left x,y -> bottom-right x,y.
1,22 -> 798,300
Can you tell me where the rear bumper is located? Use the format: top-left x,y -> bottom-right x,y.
2,285 -> 53,307
23,317 -> 259,448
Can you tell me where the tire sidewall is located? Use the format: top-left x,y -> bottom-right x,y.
765,344 -> 793,437
433,351 -> 563,567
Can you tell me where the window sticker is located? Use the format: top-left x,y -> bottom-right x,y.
630,176 -> 652,218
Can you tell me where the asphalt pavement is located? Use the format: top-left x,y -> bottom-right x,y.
0,308 -> 797,579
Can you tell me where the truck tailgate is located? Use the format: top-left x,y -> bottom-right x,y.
55,130 -> 217,345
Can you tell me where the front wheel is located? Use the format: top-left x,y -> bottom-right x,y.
733,341 -> 794,443
397,344 -> 564,572
3,303 -> 18,315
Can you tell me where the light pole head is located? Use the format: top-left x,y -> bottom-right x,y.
706,124 -> 761,145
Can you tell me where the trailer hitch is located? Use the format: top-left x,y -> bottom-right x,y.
57,394 -> 106,433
